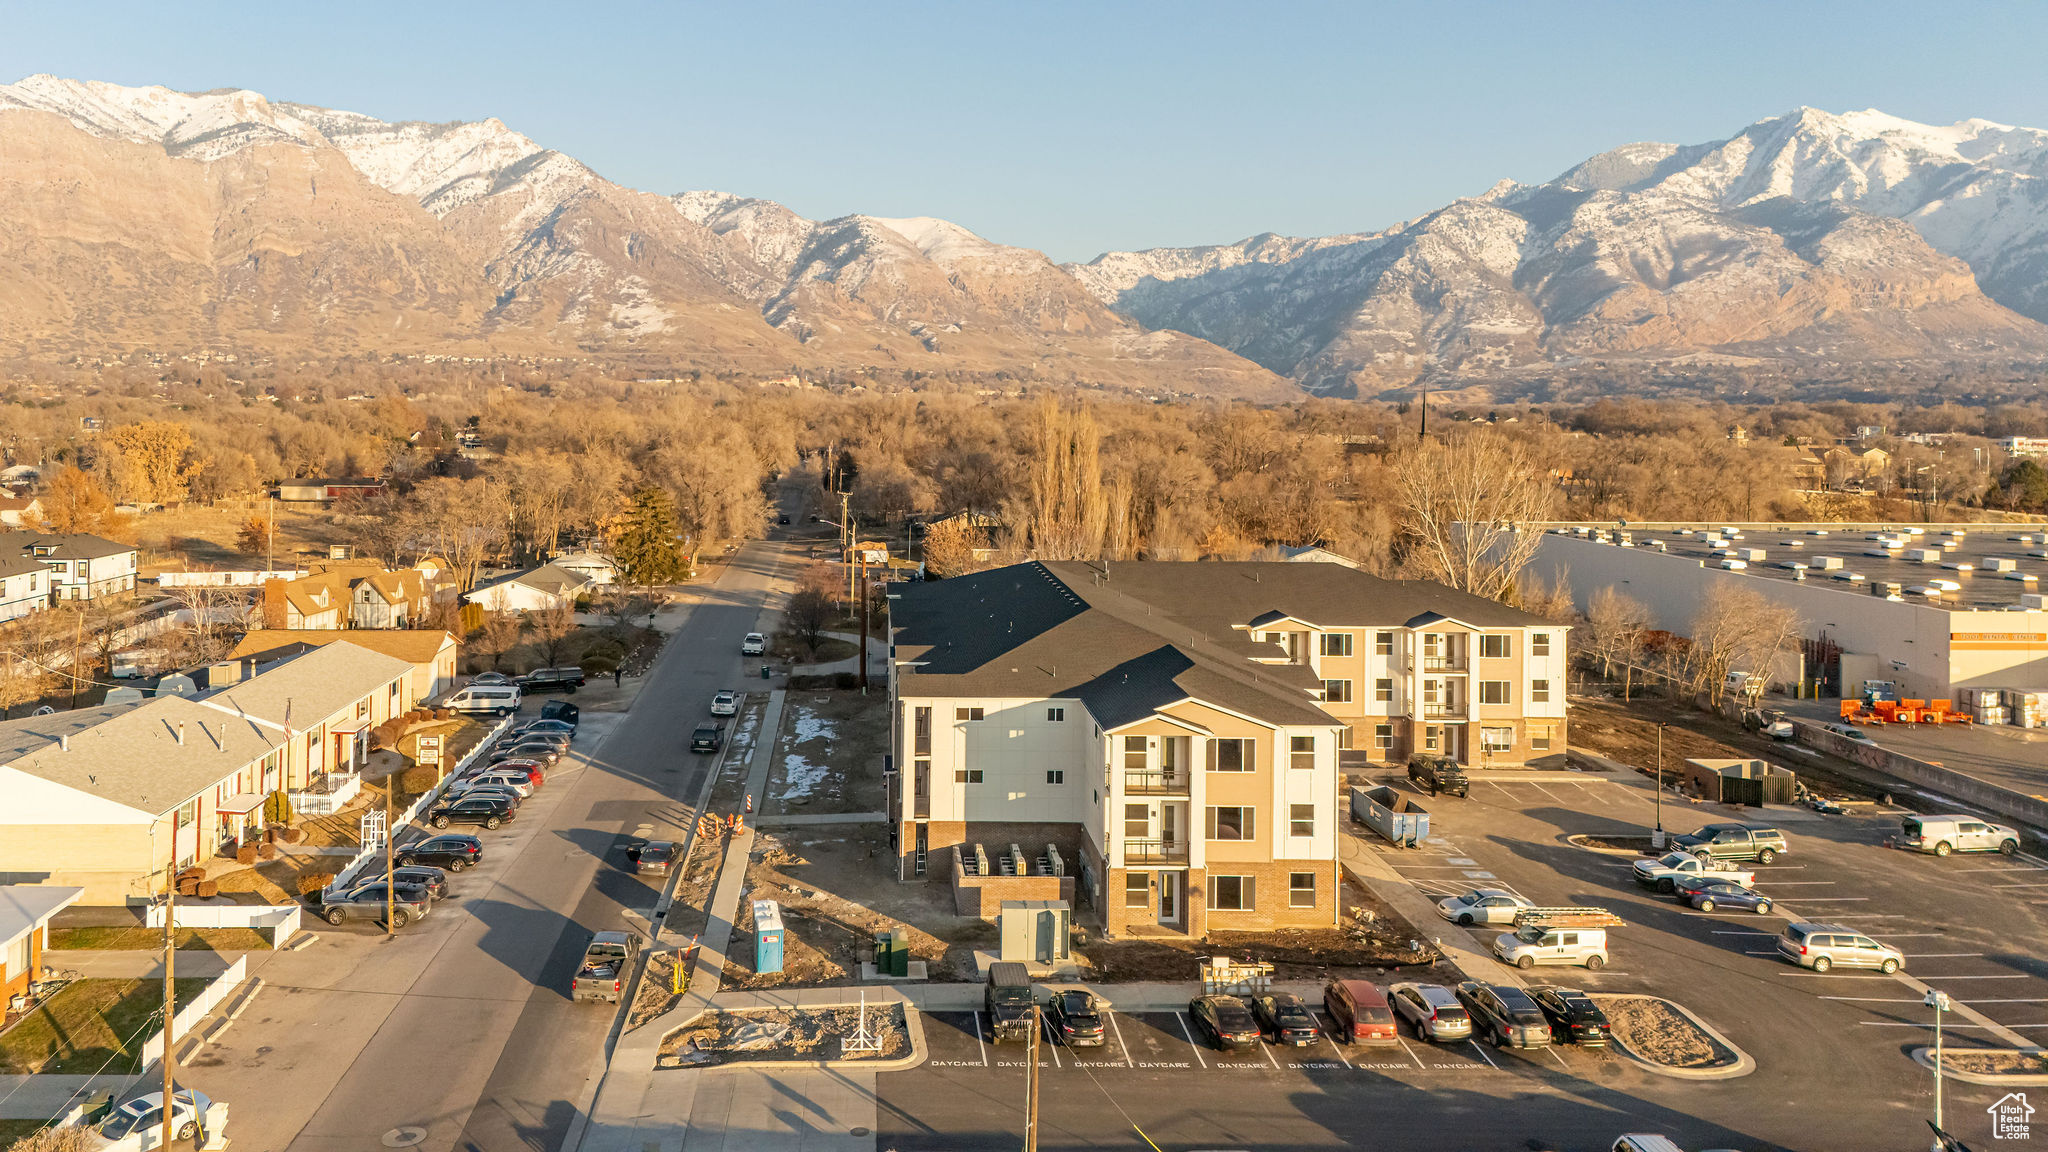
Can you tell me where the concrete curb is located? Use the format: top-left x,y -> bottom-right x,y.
1911,1047 -> 2048,1085
653,1002 -> 930,1074
1561,834 -> 1655,858
1594,994 -> 1755,1080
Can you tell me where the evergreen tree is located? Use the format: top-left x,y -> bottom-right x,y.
612,487 -> 687,585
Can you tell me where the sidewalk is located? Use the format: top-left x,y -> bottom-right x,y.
0,1075 -> 114,1120
1338,833 -> 1510,987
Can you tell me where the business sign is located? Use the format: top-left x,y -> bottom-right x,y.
416,735 -> 443,766
1952,633 -> 2047,644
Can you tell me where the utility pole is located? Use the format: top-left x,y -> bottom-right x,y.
1653,723 -> 1666,849
384,774 -> 396,936
161,856 -> 177,1152
68,608 -> 82,708
1926,987 -> 1951,1149
1023,1004 -> 1041,1152
858,562 -> 870,693
267,495 -> 275,573
1418,384 -> 1428,442
842,490 -> 854,605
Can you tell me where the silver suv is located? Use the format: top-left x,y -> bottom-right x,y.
1776,922 -> 1903,974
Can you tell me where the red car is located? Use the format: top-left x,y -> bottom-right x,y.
1323,979 -> 1398,1045
480,760 -> 545,787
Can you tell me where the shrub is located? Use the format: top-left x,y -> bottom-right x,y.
298,872 -> 334,896
195,880 -> 218,899
235,843 -> 259,865
4,1124 -> 97,1152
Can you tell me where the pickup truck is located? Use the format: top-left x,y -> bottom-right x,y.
1672,823 -> 1788,864
572,931 -> 642,1003
1631,851 -> 1756,893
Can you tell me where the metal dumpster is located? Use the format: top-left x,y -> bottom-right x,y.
1352,785 -> 1430,847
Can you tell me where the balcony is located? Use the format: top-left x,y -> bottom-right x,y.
1422,655 -> 1467,673
1421,703 -> 1467,721
1124,771 -> 1191,795
1123,839 -> 1189,865
913,792 -> 931,819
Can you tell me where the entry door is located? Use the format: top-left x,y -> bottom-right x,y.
1036,910 -> 1056,963
1158,873 -> 1180,924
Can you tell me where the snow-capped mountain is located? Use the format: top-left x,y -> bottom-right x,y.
1070,107 -> 2048,395
0,75 -> 1285,397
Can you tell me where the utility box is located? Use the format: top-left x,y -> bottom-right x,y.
999,900 -> 1071,965
752,899 -> 784,975
874,929 -> 909,977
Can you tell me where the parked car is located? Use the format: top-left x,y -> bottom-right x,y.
1674,875 -> 1773,914
316,882 -> 431,928
572,932 -> 642,1003
1187,994 -> 1261,1050
1323,979 -> 1398,1044
1387,982 -> 1473,1042
427,795 -> 516,829
446,784 -> 523,810
1901,815 -> 2021,857
395,834 -> 483,870
984,962 -> 1037,1042
91,1089 -> 213,1151
626,839 -> 678,875
514,666 -> 585,694
1527,986 -> 1611,1047
691,723 -> 724,753
359,863 -> 449,899
1455,982 -> 1552,1049
447,684 -> 521,716
1632,851 -> 1756,893
1494,923 -> 1609,970
539,699 -> 580,728
512,717 -> 576,739
479,761 -> 545,787
1776,922 -> 1903,974
503,728 -> 571,750
1437,887 -> 1532,926
1044,989 -> 1106,1047
1407,753 -> 1469,798
710,690 -> 739,717
1673,822 -> 1788,864
741,632 -> 767,656
1822,721 -> 1871,741
465,769 -> 541,795
490,742 -> 562,766
470,672 -> 512,686
1249,992 -> 1322,1046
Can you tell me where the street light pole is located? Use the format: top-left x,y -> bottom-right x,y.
1926,987 -> 1951,1148
1653,723 -> 1666,850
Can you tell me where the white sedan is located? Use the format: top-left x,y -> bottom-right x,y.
710,690 -> 738,716
90,1089 -> 213,1152
741,633 -> 766,656
1436,888 -> 1532,927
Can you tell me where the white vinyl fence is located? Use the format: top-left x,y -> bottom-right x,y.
156,569 -> 307,587
324,714 -> 513,898
145,902 -> 302,939
139,954 -> 247,1065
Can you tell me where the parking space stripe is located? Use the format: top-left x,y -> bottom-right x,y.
1393,1035 -> 1425,1070
1258,1038 -> 1282,1069
1547,1047 -> 1571,1070
1905,953 -> 1985,958
1174,1012 -> 1207,1068
974,1010 -> 988,1066
1992,883 -> 2048,889
1106,1011 -> 1135,1068
1041,1016 -> 1062,1067
1467,1040 -> 1499,1068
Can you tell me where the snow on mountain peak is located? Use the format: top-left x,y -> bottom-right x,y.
864,215 -> 1047,272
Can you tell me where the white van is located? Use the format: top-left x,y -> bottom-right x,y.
1901,815 -> 2020,857
447,685 -> 522,716
1612,1137 -> 1686,1152
1494,925 -> 1608,969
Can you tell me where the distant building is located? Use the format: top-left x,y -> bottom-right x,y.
549,551 -> 620,586
2005,436 -> 2048,459
1278,545 -> 1360,569
277,478 -> 387,504
227,629 -> 459,704
0,497 -> 43,528
0,555 -> 49,622
261,561 -> 456,630
463,563 -> 594,613
0,532 -> 138,600
0,885 -> 82,1001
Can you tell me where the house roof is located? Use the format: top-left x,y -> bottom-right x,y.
205,640 -> 414,729
0,531 -> 134,561
0,697 -> 291,817
227,630 -> 455,667
0,885 -> 83,954
0,552 -> 45,580
468,563 -> 593,601
0,496 -> 40,512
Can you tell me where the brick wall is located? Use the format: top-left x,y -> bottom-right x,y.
1189,858 -> 1335,935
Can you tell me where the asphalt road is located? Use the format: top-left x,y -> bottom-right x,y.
184,511 -> 801,1152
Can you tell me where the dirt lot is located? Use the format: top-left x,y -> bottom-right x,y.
1079,878 -> 1448,982
765,691 -> 888,817
724,823 -> 995,988
659,1004 -> 910,1067
133,501 -> 352,574
1599,995 -> 1737,1069
1570,694 -> 1871,801
1941,1049 -> 2048,1075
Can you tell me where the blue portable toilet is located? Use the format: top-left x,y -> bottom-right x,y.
752,899 -> 785,975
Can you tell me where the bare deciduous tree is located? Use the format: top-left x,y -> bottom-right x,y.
1682,585 -> 1802,710
524,603 -> 580,667
1585,586 -> 1654,700
166,579 -> 246,666
478,611 -> 524,673
1395,428 -> 1554,602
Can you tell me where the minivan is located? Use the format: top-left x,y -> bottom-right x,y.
1322,979 -> 1397,1044
1901,815 -> 2020,857
1776,922 -> 1903,974
1494,925 -> 1608,969
447,685 -> 522,716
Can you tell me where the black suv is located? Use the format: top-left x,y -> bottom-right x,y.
1044,990 -> 1105,1047
427,796 -> 516,830
1407,753 -> 1469,798
395,834 -> 483,870
1188,995 -> 1261,1051
1674,822 -> 1788,864
515,666 -> 586,694
1527,986 -> 1611,1047
690,723 -> 724,753
1455,982 -> 1551,1049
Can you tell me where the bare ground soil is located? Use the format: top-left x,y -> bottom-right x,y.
766,690 -> 888,817
1941,1049 -> 2048,1075
133,502 -> 355,574
629,949 -> 689,1030
1599,995 -> 1737,1068
1570,694 -> 1870,801
658,1004 -> 910,1067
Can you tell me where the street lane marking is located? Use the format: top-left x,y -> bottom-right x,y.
1712,930 -> 1774,935
973,1010 -> 987,1066
1905,953 -> 1985,958
1174,1012 -> 1208,1068
1860,1022 -> 2048,1028
1781,973 -> 2030,980
1992,884 -> 2048,889
1827,998 -> 2048,1004
1107,1011 -> 1135,1069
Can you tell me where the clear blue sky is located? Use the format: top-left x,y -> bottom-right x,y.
7,1 -> 2048,262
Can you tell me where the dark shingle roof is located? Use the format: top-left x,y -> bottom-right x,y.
0,531 -> 134,561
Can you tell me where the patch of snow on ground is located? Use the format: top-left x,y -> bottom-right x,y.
778,705 -> 840,802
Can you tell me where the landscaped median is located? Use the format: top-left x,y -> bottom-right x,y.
1912,1047 -> 2048,1085
1594,994 -> 1754,1079
656,1003 -> 920,1070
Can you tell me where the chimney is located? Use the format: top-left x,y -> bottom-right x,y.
58,735 -> 69,752
177,722 -> 185,746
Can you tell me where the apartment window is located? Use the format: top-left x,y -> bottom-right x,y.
1124,804 -> 1150,839
1320,632 -> 1353,657
1531,679 -> 1551,703
1479,634 -> 1511,659
1422,680 -> 1440,704
1531,632 -> 1550,657
1422,633 -> 1442,658
1289,872 -> 1317,908
914,707 -> 932,756
1207,806 -> 1254,841
1424,726 -> 1440,752
955,707 -> 984,721
1374,631 -> 1394,656
1481,727 -> 1514,752
1124,736 -> 1149,771
1208,739 -> 1252,772
1323,679 -> 1353,703
955,769 -> 985,784
1290,735 -> 1315,770
1374,678 -> 1393,703
1047,707 -> 1065,722
1209,875 -> 1252,911
1530,727 -> 1553,751
1125,873 -> 1151,908
1479,681 -> 1511,705
913,758 -> 930,791
1046,769 -> 1065,785
1336,725 -> 1353,750
1290,804 -> 1315,837
357,699 -> 370,719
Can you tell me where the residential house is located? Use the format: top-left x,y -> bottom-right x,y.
0,532 -> 137,600
350,564 -> 458,628
0,497 -> 43,528
549,551 -> 619,586
1,885 -> 81,1002
277,478 -> 387,504
0,554 -> 48,622
887,561 -> 1569,938
262,572 -> 347,630
463,563 -> 593,613
261,561 -> 455,630
0,640 -> 415,903
1277,545 -> 1359,568
226,629 -> 458,705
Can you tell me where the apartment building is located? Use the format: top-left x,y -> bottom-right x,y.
0,532 -> 137,601
888,561 -> 1566,938
0,554 -> 48,622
